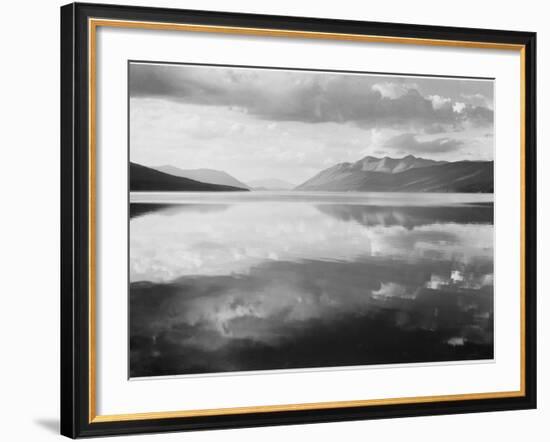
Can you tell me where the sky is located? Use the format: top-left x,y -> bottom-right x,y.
129,62 -> 494,185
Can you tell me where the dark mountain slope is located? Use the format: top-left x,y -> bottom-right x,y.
390,161 -> 493,193
130,162 -> 249,192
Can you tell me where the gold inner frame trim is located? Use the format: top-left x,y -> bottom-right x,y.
88,18 -> 527,424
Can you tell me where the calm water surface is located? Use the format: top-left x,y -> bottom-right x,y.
129,191 -> 494,377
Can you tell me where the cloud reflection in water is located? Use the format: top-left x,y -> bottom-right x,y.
129,195 -> 493,377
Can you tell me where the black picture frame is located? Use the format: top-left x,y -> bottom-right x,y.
61,2 -> 537,438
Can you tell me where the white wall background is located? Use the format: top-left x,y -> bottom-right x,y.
0,0 -> 546,440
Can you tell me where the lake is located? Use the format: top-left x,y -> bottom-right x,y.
129,191 -> 494,377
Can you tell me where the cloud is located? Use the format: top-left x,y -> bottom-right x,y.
130,201 -> 493,284
464,105 -> 493,126
461,93 -> 493,110
447,336 -> 466,346
372,282 -> 418,300
130,97 -> 382,183
453,102 -> 466,113
129,252 -> 494,376
129,63 -> 493,130
384,133 -> 464,154
428,94 -> 452,110
372,82 -> 418,99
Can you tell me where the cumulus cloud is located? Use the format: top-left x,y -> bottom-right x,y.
428,94 -> 452,110
372,82 -> 418,99
453,102 -> 466,113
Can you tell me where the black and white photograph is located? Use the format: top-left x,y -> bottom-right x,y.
128,61 -> 495,378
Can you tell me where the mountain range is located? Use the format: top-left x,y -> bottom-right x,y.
155,165 -> 251,189
296,155 -> 493,193
130,155 -> 493,193
130,162 -> 248,192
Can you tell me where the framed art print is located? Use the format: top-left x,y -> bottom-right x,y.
60,2 -> 536,438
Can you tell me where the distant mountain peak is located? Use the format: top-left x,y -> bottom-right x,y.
248,178 -> 296,190
154,165 -> 250,189
360,154 -> 420,162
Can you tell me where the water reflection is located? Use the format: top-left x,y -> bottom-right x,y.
317,203 -> 493,229
130,203 -> 229,219
129,193 -> 494,377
